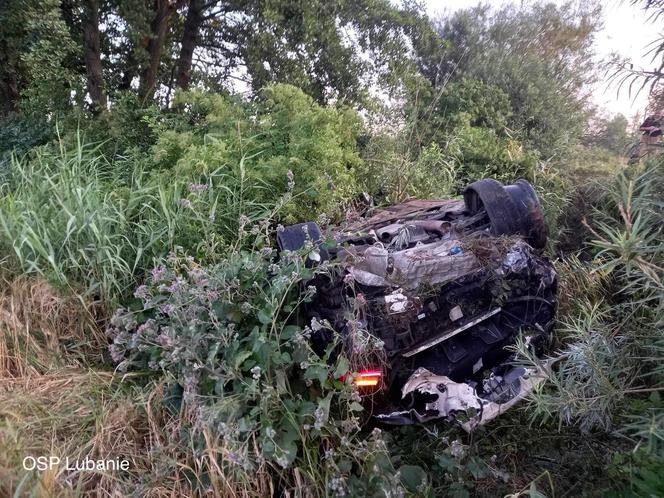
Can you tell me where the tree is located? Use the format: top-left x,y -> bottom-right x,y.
0,0 -> 77,116
13,0 -> 426,111
174,0 -> 204,90
586,113 -> 632,155
82,0 -> 106,113
227,0 -> 431,105
415,1 -> 600,158
0,5 -> 21,115
138,0 -> 185,101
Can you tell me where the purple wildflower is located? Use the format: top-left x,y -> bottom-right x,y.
109,344 -> 125,363
188,182 -> 208,193
134,284 -> 149,300
151,265 -> 166,283
160,303 -> 175,315
156,331 -> 173,347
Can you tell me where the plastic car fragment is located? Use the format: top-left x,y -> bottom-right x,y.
375,363 -> 551,431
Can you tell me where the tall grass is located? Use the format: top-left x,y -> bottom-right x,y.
0,133 -> 276,307
524,159 -> 663,432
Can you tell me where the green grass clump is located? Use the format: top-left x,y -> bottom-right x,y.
0,133 -> 276,306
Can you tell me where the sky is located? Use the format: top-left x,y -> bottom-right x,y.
423,0 -> 661,120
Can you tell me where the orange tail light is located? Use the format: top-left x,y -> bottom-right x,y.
352,369 -> 382,387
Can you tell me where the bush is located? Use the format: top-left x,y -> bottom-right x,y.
0,114 -> 54,175
450,120 -> 538,187
148,85 -> 364,223
359,135 -> 457,204
361,77 -> 539,204
524,159 -> 663,432
107,246 -> 410,496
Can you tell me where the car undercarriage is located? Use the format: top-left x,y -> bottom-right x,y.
278,179 -> 557,429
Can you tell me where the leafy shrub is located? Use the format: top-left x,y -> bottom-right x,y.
450,120 -> 538,187
0,114 -> 54,175
362,77 -> 538,204
408,78 -> 513,144
107,246 -> 409,496
359,135 -> 457,204
148,85 -> 364,223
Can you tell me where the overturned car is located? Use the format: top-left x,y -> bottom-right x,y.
278,179 -> 557,430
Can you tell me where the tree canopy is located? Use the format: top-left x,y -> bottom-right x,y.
0,0 -> 434,114
413,2 -> 600,158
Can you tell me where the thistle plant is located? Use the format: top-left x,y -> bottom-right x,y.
107,245 -> 406,497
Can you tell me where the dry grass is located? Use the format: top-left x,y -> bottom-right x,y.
0,277 -> 279,497
0,277 -> 105,378
460,234 -> 523,268
146,389 -> 278,498
0,370 -> 146,497
0,370 -> 281,498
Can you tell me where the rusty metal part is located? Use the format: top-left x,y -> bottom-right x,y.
407,219 -> 452,237
348,199 -> 465,232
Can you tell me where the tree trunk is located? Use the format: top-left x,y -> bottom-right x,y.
175,0 -> 204,90
82,0 -> 106,113
118,50 -> 138,91
0,74 -> 19,115
139,0 -> 177,101
0,40 -> 19,115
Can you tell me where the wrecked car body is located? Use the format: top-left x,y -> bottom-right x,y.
278,179 -> 557,430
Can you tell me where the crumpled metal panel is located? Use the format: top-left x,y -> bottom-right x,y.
402,367 -> 482,415
376,364 -> 551,431
348,239 -> 479,289
347,199 -> 465,232
390,239 -> 478,289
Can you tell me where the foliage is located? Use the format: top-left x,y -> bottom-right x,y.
0,132 -> 279,305
231,0 -> 431,105
606,1 -> 664,98
386,424 -> 506,497
2,0 -> 432,114
363,77 -> 538,202
412,78 -> 513,140
150,85 -> 364,222
106,247 -> 407,496
417,1 -> 599,159
0,113 -> 55,174
358,133 -> 458,204
0,1 -> 659,497
585,113 -> 634,156
450,121 -> 538,188
523,159 -> 663,432
0,0 -> 79,115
